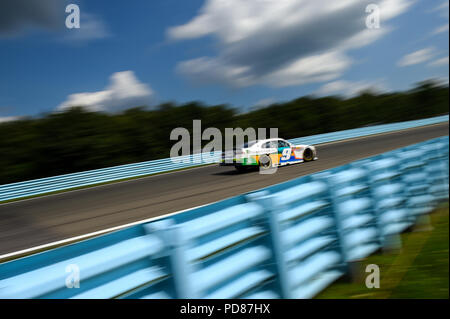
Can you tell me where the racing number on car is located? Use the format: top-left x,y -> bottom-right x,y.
280,148 -> 291,161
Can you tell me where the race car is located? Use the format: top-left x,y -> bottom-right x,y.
220,138 -> 318,172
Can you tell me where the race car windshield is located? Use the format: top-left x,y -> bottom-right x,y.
241,141 -> 258,148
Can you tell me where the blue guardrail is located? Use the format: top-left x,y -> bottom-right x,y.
0,115 -> 448,202
0,135 -> 448,299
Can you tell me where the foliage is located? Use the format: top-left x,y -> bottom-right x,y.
0,81 -> 448,184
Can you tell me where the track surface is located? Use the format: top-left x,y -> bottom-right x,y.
0,122 -> 448,255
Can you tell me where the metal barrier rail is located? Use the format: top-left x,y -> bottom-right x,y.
288,115 -> 449,145
0,115 -> 448,202
0,135 -> 448,299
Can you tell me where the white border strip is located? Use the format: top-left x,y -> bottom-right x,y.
0,202 -> 211,261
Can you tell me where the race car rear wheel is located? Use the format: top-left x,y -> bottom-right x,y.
259,154 -> 272,170
303,148 -> 314,162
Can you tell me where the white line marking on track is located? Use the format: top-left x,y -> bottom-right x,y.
0,202 -> 212,261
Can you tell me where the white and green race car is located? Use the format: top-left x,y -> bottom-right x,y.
220,138 -> 318,172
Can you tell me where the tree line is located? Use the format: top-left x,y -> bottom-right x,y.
0,80 -> 448,184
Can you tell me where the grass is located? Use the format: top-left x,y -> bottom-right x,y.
316,202 -> 449,299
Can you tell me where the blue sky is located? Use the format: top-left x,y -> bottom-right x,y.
0,0 -> 448,119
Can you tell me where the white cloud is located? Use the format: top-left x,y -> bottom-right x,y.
57,71 -> 154,112
428,56 -> 449,67
263,51 -> 352,87
0,116 -> 21,123
378,0 -> 414,19
315,79 -> 387,97
435,76 -> 449,85
429,0 -> 449,34
168,0 -> 412,87
63,13 -> 111,43
253,98 -> 276,108
177,50 -> 351,87
176,57 -> 253,87
432,23 -> 449,35
339,27 -> 390,50
397,47 -> 435,67
431,0 -> 449,18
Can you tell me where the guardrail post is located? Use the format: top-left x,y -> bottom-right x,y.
246,191 -> 291,299
420,140 -> 449,203
317,167 -> 381,281
396,148 -> 434,229
363,157 -> 407,252
166,222 -> 198,298
311,171 -> 352,278
311,171 -> 348,261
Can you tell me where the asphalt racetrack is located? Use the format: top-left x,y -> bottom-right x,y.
0,122 -> 448,256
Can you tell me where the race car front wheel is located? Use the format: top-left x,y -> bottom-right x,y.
303,148 -> 314,162
259,155 -> 272,170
